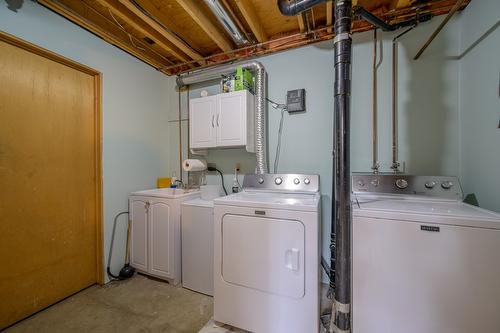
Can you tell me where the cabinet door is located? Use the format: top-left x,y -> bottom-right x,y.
148,200 -> 172,279
216,91 -> 248,147
190,96 -> 217,148
129,198 -> 148,272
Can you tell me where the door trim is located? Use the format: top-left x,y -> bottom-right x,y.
0,30 -> 104,285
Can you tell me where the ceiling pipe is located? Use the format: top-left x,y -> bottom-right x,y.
204,0 -> 249,46
177,60 -> 268,174
354,6 -> 432,32
277,0 -> 327,16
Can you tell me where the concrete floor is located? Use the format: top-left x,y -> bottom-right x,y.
5,274 -> 332,333
5,274 -> 213,333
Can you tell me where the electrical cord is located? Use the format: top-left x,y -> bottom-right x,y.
107,211 -> 129,281
267,97 -> 287,173
274,108 -> 286,173
207,166 -> 228,195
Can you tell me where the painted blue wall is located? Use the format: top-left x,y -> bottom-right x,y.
0,1 -> 175,281
458,0 -> 500,212
168,16 -> 462,281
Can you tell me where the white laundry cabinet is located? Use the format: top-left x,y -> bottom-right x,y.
189,90 -> 255,152
128,189 -> 199,285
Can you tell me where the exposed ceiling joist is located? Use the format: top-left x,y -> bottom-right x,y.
326,1 -> 333,33
175,0 -> 233,52
298,12 -> 306,33
234,0 -> 268,42
390,0 -> 413,9
115,0 -> 204,64
38,0 -> 171,73
94,0 -> 191,64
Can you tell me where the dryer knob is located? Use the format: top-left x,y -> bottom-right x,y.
293,178 -> 300,185
275,177 -> 283,185
425,181 -> 437,189
395,178 -> 409,189
304,178 -> 311,185
441,181 -> 454,189
258,177 -> 265,184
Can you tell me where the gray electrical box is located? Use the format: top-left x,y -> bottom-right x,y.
286,89 -> 306,113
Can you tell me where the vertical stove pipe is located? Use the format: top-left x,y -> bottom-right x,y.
330,0 -> 353,332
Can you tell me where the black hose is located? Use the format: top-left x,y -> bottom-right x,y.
208,167 -> 228,195
107,211 -> 129,280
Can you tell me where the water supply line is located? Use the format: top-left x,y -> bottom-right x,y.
177,60 -> 268,174
391,25 -> 416,173
371,29 -> 380,174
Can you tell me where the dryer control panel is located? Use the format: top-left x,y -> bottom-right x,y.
352,174 -> 463,200
243,174 -> 319,193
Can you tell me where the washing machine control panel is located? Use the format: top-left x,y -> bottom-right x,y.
352,174 -> 463,200
243,174 -> 319,193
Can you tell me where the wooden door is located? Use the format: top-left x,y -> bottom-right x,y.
129,197 -> 149,273
0,32 -> 102,329
148,199 -> 172,279
217,91 -> 247,148
189,95 -> 217,149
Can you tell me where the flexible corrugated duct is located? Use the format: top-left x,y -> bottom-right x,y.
177,61 -> 268,174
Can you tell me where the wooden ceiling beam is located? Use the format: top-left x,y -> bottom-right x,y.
390,0 -> 413,10
326,1 -> 333,33
234,0 -> 268,42
116,0 -> 204,64
38,0 -> 170,73
298,12 -> 306,33
94,0 -> 192,63
175,0 -> 233,52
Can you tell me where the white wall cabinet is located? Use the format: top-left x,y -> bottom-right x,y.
129,190 -> 199,285
189,90 -> 255,152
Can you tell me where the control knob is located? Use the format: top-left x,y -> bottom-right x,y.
293,178 -> 300,185
425,181 -> 437,189
304,178 -> 311,185
395,178 -> 409,189
441,181 -> 454,189
275,177 -> 283,185
258,177 -> 265,184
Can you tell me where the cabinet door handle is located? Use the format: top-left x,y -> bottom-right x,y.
216,113 -> 220,127
211,115 -> 214,128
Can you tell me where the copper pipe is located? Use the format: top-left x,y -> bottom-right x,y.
414,0 -> 467,59
371,29 -> 379,173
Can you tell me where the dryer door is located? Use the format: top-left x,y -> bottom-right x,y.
221,214 -> 305,299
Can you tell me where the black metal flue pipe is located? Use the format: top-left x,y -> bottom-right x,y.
331,0 -> 353,332
277,0 -> 327,16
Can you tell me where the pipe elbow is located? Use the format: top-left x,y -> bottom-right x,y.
277,0 -> 297,16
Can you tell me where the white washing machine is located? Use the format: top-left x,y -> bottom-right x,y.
213,174 -> 321,333
352,174 -> 500,333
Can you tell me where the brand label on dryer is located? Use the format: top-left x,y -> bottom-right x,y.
420,225 -> 440,232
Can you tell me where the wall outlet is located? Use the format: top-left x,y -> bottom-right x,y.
207,162 -> 216,170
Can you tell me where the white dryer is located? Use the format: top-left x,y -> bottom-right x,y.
213,174 -> 321,333
352,174 -> 500,333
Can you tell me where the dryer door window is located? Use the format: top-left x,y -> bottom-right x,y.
221,214 -> 305,299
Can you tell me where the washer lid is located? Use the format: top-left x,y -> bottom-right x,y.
214,191 -> 321,212
354,196 -> 500,229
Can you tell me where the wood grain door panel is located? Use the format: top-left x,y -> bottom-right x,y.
0,32 -> 102,329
